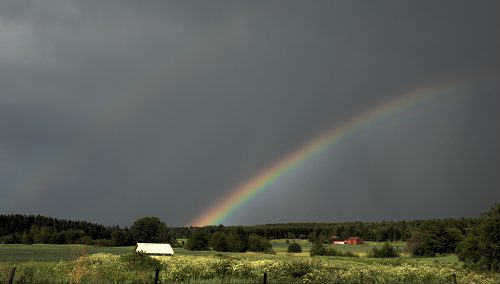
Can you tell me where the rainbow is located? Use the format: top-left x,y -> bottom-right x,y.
14,42 -> 217,211
190,79 -> 470,226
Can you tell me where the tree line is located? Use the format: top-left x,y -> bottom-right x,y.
184,226 -> 273,253
0,214 -> 480,246
170,218 -> 479,243
0,214 -> 172,246
0,214 -> 118,245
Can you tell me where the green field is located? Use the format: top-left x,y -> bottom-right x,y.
0,240 -> 457,264
0,241 -> 491,283
0,244 -> 133,262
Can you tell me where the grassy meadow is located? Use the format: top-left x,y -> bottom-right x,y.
0,240 -> 494,283
0,244 -> 133,262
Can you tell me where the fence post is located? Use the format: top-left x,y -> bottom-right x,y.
154,268 -> 160,284
452,273 -> 457,284
263,272 -> 267,284
8,267 -> 16,284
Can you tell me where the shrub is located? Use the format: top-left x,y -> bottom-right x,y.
247,234 -> 273,253
284,260 -> 314,278
287,242 -> 302,253
368,242 -> 400,258
78,235 -> 94,245
310,243 -> 327,256
120,251 -> 161,270
310,243 -> 357,257
211,255 -> 235,277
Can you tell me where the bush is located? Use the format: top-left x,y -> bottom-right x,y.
287,242 -> 302,253
310,243 -> 327,256
120,251 -> 161,270
368,242 -> 400,258
248,234 -> 273,253
284,260 -> 314,278
78,235 -> 94,245
310,243 -> 357,257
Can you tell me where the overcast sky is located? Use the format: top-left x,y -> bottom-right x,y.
1,0 -> 499,227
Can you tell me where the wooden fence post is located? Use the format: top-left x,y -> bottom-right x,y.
263,272 -> 267,284
8,267 -> 16,284
154,268 -> 160,284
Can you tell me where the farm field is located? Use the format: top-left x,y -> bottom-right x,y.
1,240 -> 489,283
0,244 -> 133,262
0,240 -> 457,264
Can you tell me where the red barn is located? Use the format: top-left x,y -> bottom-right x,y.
345,237 -> 364,245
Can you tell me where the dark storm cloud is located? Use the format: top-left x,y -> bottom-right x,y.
1,0 -> 499,226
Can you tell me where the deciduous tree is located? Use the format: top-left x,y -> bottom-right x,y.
130,217 -> 170,243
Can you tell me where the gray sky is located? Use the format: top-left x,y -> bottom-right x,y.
1,0 -> 499,227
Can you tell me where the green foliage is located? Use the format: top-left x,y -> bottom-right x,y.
284,260 -> 314,278
186,230 -> 209,251
0,214 -> 117,245
287,242 -> 302,253
211,255 -> 235,277
120,251 -> 161,270
309,243 -> 357,257
111,229 -> 132,246
93,239 -> 116,247
368,242 -> 400,258
226,228 -> 248,252
0,251 -> 497,283
457,202 -> 500,271
406,222 -> 464,257
79,235 -> 93,245
21,232 -> 34,245
309,243 -> 327,256
130,217 -> 170,243
247,234 -> 273,253
209,231 -> 228,252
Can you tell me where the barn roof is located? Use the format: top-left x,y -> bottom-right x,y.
136,243 -> 174,255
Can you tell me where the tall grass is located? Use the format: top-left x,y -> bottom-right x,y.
1,253 -> 497,284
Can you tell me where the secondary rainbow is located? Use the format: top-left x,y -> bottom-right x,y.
190,79 -> 469,226
15,43 -> 217,210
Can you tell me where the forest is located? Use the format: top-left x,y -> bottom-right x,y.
0,213 -> 479,247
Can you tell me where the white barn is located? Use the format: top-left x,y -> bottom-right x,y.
136,243 -> 174,255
